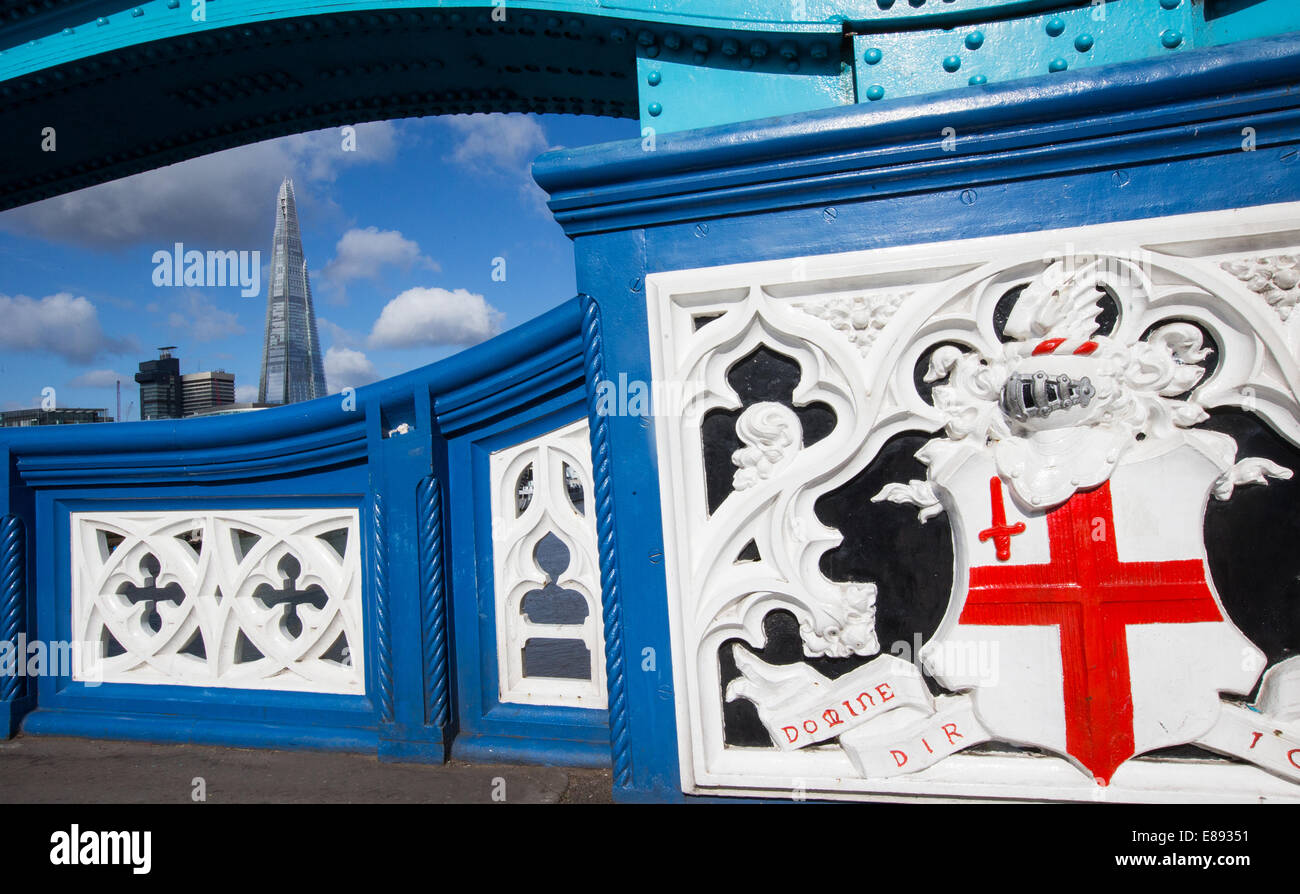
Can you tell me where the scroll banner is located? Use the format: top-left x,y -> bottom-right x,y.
1194,703 -> 1300,784
1193,656 -> 1300,784
730,649 -> 1300,784
726,645 -> 931,750
841,695 -> 991,778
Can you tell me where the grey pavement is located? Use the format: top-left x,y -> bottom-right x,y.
0,734 -> 614,803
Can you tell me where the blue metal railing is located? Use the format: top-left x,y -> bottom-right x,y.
0,297 -> 608,765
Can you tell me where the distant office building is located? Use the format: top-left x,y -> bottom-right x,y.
135,346 -> 183,420
186,402 -> 273,418
182,370 -> 236,417
258,178 -> 328,405
1,408 -> 112,427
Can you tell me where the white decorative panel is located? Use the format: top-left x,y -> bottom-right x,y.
490,419 -> 606,708
648,201 -> 1300,803
71,509 -> 364,694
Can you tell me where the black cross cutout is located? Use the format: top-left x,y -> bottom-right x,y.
117,554 -> 184,634
253,554 -> 328,638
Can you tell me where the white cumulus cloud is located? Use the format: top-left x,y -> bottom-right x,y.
0,292 -> 135,363
441,114 -> 553,214
443,114 -> 551,173
324,346 -> 380,393
367,287 -> 503,349
321,226 -> 439,284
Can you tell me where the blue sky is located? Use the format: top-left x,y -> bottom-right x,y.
0,113 -> 637,418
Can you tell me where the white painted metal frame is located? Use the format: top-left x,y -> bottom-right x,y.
71,509 -> 365,694
490,419 -> 606,709
647,200 -> 1300,803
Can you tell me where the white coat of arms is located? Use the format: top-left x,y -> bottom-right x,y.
649,209 -> 1300,798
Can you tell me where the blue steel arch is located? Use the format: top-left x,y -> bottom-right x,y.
4,1 -> 1300,210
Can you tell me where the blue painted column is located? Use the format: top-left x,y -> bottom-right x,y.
371,392 -> 450,762
573,232 -> 686,800
0,447 -> 35,738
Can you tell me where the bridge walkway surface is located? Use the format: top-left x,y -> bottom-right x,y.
0,734 -> 613,804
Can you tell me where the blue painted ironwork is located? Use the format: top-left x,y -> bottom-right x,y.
443,303 -> 612,767
0,300 -> 605,763
417,476 -> 450,729
535,32 -> 1300,799
0,516 -> 24,704
372,491 -> 394,724
581,295 -> 631,789
1,0 -> 1299,802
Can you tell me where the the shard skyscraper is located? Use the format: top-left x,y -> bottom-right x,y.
258,178 -> 328,405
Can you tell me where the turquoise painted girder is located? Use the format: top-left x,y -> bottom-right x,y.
3,1 -> 1300,210
0,0 -> 839,77
852,0 -> 1300,104
4,2 -> 1300,85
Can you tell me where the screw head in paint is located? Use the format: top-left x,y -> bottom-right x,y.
1049,57 -> 1068,72
943,55 -> 961,72
1075,34 -> 1094,52
647,101 -> 662,116
1161,30 -> 1184,50
646,70 -> 660,86
866,85 -> 885,101
864,47 -> 882,65
1046,18 -> 1065,38
965,31 -> 984,51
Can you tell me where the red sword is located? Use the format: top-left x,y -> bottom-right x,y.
978,476 -> 1026,562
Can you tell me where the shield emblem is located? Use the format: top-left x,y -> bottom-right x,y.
924,439 -> 1265,783
654,227 -> 1300,798
717,250 -> 1300,789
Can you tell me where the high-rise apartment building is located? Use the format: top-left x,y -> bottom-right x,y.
182,370 -> 236,417
258,178 -> 328,405
135,346 -> 183,420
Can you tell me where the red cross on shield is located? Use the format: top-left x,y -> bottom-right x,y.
922,439 -> 1266,784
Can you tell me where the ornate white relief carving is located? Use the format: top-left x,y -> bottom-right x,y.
871,479 -> 942,522
648,202 -> 1300,802
732,402 -> 802,491
71,509 -> 364,694
1221,255 -> 1300,320
490,419 -> 605,709
795,292 -> 907,356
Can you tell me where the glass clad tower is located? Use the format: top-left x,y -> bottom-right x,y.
258,178 -> 328,405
